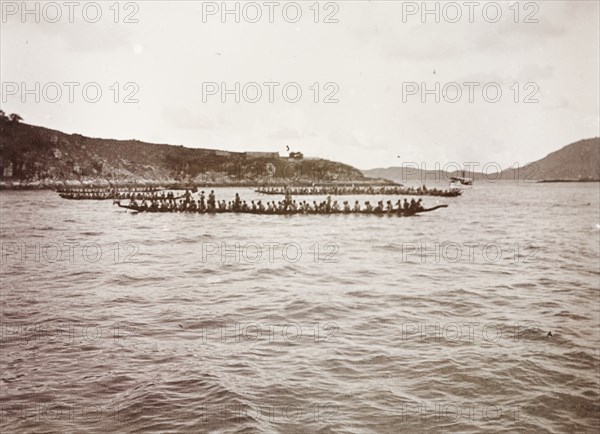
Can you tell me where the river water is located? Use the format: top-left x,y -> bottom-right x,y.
1,182 -> 599,433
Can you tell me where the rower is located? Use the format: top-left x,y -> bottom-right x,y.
284,189 -> 293,210
208,190 -> 216,210
353,201 -> 361,212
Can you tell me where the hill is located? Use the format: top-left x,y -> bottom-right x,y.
0,118 -> 383,189
364,138 -> 600,184
500,138 -> 600,182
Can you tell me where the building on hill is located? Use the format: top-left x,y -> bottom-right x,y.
289,152 -> 304,160
1,160 -> 13,178
244,152 -> 280,158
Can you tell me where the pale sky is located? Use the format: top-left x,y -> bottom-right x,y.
1,0 -> 599,170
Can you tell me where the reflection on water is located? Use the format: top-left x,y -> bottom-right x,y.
1,183 -> 599,433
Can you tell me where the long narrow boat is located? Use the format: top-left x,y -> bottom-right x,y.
59,193 -> 187,201
256,188 -> 462,197
113,201 -> 448,216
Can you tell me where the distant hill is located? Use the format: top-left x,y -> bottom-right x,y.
0,118 -> 385,188
364,138 -> 600,184
500,138 -> 600,182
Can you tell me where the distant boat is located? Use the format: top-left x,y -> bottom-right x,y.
450,171 -> 473,189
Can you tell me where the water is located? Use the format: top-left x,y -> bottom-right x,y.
1,182 -> 599,433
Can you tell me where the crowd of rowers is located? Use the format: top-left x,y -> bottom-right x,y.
58,187 -> 160,194
120,191 -> 430,215
60,189 -> 183,201
256,185 -> 462,197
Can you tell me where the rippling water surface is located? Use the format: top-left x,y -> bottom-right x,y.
1,183 -> 599,433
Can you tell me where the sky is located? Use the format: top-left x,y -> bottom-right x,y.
1,0 -> 599,170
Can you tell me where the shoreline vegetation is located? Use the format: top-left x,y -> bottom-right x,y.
4,179 -> 599,192
4,178 -> 597,192
1,115 -> 598,190
0,116 -> 392,190
1,180 -> 399,191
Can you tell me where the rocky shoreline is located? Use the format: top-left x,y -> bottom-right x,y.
1,120 -> 391,190
0,178 -> 398,191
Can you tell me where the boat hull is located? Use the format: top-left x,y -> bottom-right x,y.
114,202 -> 448,216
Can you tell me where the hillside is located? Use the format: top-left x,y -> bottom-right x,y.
364,138 -> 600,184
500,138 -> 600,182
0,119 -> 380,188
